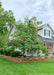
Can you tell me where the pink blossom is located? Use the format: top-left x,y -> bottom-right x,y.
21,40 -> 23,42
24,47 -> 26,49
32,47 -> 34,48
11,39 -> 13,40
27,44 -> 30,46
6,42 -> 8,44
5,39 -> 8,40
18,40 -> 20,42
2,40 -> 4,42
28,47 -> 31,49
32,41 -> 34,44
12,41 -> 15,44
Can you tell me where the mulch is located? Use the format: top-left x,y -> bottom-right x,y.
0,54 -> 54,62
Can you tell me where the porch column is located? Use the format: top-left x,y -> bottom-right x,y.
53,43 -> 54,52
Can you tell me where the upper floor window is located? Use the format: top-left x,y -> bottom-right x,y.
44,29 -> 50,37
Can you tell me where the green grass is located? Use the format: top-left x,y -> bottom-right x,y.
0,56 -> 54,75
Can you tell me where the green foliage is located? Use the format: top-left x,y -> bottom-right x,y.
0,2 -> 15,35
3,16 -> 48,56
0,37 -> 5,48
41,57 -> 44,60
21,56 -> 24,58
29,58 -> 33,60
45,55 -> 48,59
11,51 -> 21,57
4,47 -> 13,56
51,56 -> 53,58
0,47 -> 13,55
0,48 -> 4,54
41,46 -> 49,54
0,1 -> 15,48
35,57 -> 38,60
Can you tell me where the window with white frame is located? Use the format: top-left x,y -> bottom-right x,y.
44,29 -> 50,37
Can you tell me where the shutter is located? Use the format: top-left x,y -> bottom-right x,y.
44,29 -> 46,36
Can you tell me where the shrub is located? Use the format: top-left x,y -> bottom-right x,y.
3,47 -> 13,56
41,57 -> 44,60
11,51 -> 21,57
4,50 -> 12,56
35,57 -> 38,60
21,56 -> 24,58
42,47 -> 49,54
29,58 -> 33,60
0,48 -> 4,54
51,56 -> 53,58
45,55 -> 48,59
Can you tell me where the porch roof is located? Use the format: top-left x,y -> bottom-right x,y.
38,35 -> 54,43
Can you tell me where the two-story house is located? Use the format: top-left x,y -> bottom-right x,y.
8,24 -> 54,56
38,24 -> 54,53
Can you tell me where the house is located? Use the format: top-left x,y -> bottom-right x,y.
38,24 -> 54,54
7,24 -> 54,56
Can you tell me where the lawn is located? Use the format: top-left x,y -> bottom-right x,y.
0,56 -> 54,75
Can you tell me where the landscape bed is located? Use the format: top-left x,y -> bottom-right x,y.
0,54 -> 54,62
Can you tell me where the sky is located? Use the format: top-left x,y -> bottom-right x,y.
1,0 -> 54,29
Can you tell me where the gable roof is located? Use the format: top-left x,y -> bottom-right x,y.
38,24 -> 53,31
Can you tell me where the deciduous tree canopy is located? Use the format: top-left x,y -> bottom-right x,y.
4,16 -> 48,55
0,2 -> 15,35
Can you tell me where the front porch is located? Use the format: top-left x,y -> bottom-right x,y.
44,41 -> 54,54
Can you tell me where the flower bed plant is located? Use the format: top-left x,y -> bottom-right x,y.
35,57 -> 38,60
41,57 -> 44,60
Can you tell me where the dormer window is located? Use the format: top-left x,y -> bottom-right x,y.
44,29 -> 50,37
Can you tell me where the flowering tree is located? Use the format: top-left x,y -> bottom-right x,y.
0,2 -> 15,35
5,16 -> 48,56
0,2 -> 15,48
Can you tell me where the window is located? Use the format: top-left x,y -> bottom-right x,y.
44,29 -> 46,36
44,29 -> 50,37
49,31 -> 50,36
